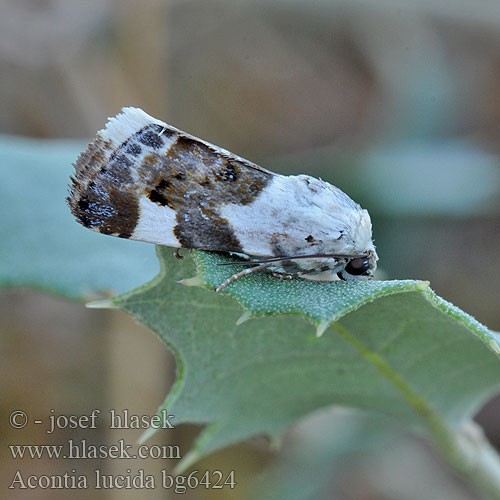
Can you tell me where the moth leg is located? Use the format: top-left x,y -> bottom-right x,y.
271,271 -> 297,280
174,248 -> 184,260
215,262 -> 273,292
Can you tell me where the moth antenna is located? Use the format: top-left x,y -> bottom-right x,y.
215,262 -> 273,292
218,253 -> 367,266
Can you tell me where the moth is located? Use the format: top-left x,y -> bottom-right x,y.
68,107 -> 378,291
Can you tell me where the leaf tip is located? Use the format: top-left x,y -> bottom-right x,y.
177,275 -> 204,287
487,334 -> 500,355
316,320 -> 330,338
86,299 -> 117,309
173,449 -> 201,475
416,281 -> 430,291
269,434 -> 283,452
236,310 -> 253,326
138,426 -> 159,445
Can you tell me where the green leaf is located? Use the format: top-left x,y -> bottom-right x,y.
113,247 -> 500,467
0,135 -> 157,298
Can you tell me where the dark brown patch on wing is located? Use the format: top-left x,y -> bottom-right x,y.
137,137 -> 271,208
135,124 -> 171,149
305,234 -> 323,245
148,179 -> 173,208
71,181 -> 139,238
68,124 -> 172,238
174,208 -> 242,250
69,136 -> 138,237
125,142 -> 142,156
136,135 -> 272,251
215,162 -> 238,182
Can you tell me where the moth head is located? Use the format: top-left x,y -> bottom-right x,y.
335,208 -> 378,280
345,257 -> 371,276
338,249 -> 378,281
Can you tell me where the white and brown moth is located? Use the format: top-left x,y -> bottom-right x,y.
68,107 -> 378,290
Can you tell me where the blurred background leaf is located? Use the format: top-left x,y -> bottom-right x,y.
0,135 -> 157,298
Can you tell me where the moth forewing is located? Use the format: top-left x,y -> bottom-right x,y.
68,107 -> 378,287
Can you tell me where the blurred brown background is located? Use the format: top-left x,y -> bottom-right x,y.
1,0 -> 500,499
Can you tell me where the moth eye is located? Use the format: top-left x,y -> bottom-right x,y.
345,257 -> 370,276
